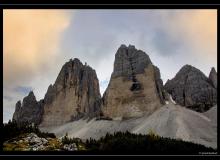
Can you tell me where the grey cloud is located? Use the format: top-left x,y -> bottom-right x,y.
3,95 -> 13,102
3,10 -> 216,123
151,29 -> 182,56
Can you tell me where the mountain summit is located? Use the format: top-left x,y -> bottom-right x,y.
13,58 -> 101,127
101,44 -> 167,119
164,65 -> 217,112
40,58 -> 101,127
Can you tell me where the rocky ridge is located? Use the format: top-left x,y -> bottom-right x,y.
12,91 -> 44,125
13,58 -> 101,127
164,65 -> 217,112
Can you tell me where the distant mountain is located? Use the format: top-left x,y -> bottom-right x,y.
164,65 -> 217,112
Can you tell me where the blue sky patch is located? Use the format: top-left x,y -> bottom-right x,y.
14,86 -> 32,95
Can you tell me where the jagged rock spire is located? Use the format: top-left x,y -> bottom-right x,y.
102,44 -> 166,119
209,67 -> 217,89
12,91 -> 44,125
40,58 -> 101,127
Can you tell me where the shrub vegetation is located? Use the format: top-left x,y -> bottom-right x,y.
84,131 -> 216,154
3,121 -> 216,154
3,120 -> 56,142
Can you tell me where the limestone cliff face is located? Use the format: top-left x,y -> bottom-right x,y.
40,58 -> 101,127
12,91 -> 44,125
101,45 -> 166,119
164,65 -> 217,112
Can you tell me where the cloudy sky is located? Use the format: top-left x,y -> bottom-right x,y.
3,9 -> 217,123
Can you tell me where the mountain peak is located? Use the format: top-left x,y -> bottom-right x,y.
165,65 -> 217,112
102,45 -> 166,119
128,44 -> 135,48
175,64 -> 207,81
119,44 -> 127,48
12,90 -> 43,125
22,91 -> 36,105
182,64 -> 193,69
210,67 -> 217,74
28,91 -> 35,98
180,64 -> 199,72
119,44 -> 136,49
40,57 -> 101,127
113,45 -> 152,78
209,67 -> 217,89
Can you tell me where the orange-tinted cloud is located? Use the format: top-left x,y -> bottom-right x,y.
165,10 -> 217,62
3,9 -> 71,87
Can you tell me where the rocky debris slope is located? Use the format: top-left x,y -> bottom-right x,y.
101,44 -> 167,119
40,101 -> 217,149
164,65 -> 217,112
203,105 -> 217,125
40,58 -> 101,127
131,104 -> 217,149
12,91 -> 44,125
